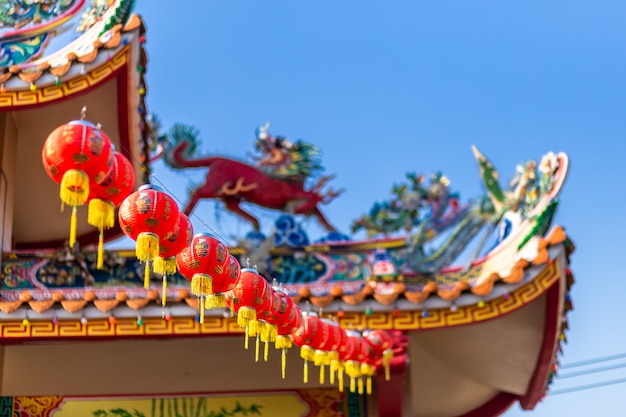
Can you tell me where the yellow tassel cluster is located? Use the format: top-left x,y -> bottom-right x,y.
314,350 -> 330,384
191,273 -> 213,297
60,169 -> 89,207
383,349 -> 394,381
88,199 -> 115,269
136,232 -> 159,262
300,345 -> 316,384
329,351 -> 340,384
345,361 -> 361,393
153,257 -> 178,276
260,322 -> 277,362
275,335 -> 292,350
205,294 -> 228,310
87,199 -> 115,230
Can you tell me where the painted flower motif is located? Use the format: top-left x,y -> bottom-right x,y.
539,152 -> 559,175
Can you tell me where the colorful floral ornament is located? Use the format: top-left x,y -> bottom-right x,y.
42,110 -> 114,248
87,151 -> 135,269
176,233 -> 231,323
118,184 -> 180,288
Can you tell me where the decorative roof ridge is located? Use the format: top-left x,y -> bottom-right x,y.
0,227 -> 571,318
0,13 -> 145,88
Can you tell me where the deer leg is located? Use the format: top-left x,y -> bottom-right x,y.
183,187 -> 203,216
223,198 -> 261,231
310,206 -> 337,232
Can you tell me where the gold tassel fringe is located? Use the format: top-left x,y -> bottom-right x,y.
205,294 -> 228,310
275,335 -> 292,349
237,307 -> 257,329
69,206 -> 78,248
383,349 -> 394,381
87,199 -> 115,229
97,232 -> 105,269
136,232 -> 159,262
153,257 -> 177,276
282,348 -> 287,379
300,346 -> 316,384
60,169 -> 89,207
144,261 -> 151,288
191,273 -> 213,297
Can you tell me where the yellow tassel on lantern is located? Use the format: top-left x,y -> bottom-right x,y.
337,361 -> 345,392
153,257 -> 177,309
255,321 -> 265,362
383,349 -> 394,381
191,273 -> 213,297
191,274 -> 214,324
60,169 -> 90,206
260,322 -> 277,362
153,257 -> 177,276
69,206 -> 78,248
137,232 -> 159,289
205,294 -> 228,310
88,199 -> 115,270
237,306 -> 257,349
314,350 -> 330,384
275,335 -> 293,379
362,363 -> 375,395
345,361 -> 361,393
329,351 -> 340,385
136,232 -> 159,262
300,345 -> 316,384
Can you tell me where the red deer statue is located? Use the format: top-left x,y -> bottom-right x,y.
162,124 -> 343,232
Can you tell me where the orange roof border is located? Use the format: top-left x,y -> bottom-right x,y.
0,255 -> 572,341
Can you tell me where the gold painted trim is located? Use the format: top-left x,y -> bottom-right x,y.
0,46 -> 129,108
0,261 -> 560,340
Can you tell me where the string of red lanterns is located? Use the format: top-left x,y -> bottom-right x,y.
41,110 -> 398,396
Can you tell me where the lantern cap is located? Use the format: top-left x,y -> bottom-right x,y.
138,184 -> 165,193
346,329 -> 361,337
68,119 -> 99,130
241,267 -> 259,274
193,232 -> 219,240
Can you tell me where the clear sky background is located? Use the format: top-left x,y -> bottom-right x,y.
130,1 -> 625,415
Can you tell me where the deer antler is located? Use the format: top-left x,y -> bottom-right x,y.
321,187 -> 345,203
312,174 -> 336,193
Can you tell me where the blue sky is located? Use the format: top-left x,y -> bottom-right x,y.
132,1 -> 626,415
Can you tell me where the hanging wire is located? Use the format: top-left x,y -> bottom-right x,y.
560,352 -> 626,369
149,174 -> 235,248
550,377 -> 626,396
558,362 -> 626,379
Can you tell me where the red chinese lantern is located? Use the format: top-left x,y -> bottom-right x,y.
153,212 -> 193,308
42,111 -> 114,248
320,319 -> 347,386
268,293 -> 302,379
118,184 -> 180,288
205,254 -> 241,310
363,329 -> 394,381
342,331 -> 371,394
87,151 -> 135,269
175,233 -> 230,323
225,268 -> 272,348
291,312 -> 329,384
